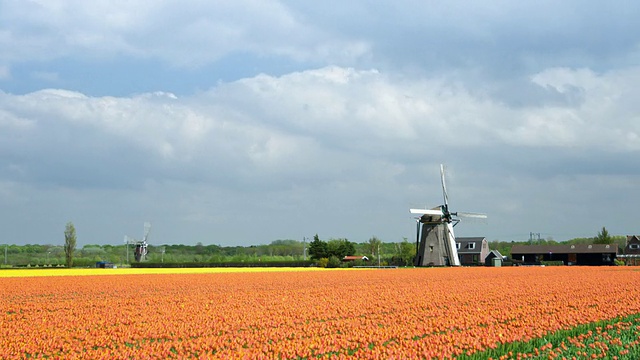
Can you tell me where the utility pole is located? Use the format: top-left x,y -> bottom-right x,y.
303,237 -> 307,261
124,236 -> 129,264
529,232 -> 541,244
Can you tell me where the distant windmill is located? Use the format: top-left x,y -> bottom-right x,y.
124,222 -> 151,262
410,165 -> 486,266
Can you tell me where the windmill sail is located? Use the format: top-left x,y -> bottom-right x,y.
410,208 -> 443,216
456,212 -> 488,219
440,164 -> 449,208
444,222 -> 460,266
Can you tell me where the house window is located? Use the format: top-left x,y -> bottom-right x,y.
466,242 -> 475,250
456,243 -> 461,250
630,244 -> 640,250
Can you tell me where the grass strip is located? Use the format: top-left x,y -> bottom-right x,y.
458,312 -> 640,359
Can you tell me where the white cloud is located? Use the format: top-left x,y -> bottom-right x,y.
3,65 -> 640,191
210,66 -> 640,157
0,108 -> 34,130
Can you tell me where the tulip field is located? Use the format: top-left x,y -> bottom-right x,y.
2,266 -> 640,359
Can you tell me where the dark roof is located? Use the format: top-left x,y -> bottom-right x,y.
486,250 -> 503,258
511,244 -> 617,255
456,237 -> 486,254
456,237 -> 485,243
627,235 -> 640,244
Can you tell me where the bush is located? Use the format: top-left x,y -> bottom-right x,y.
317,258 -> 329,268
346,259 -> 370,268
326,256 -> 341,268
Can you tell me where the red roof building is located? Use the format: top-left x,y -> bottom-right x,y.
342,255 -> 369,262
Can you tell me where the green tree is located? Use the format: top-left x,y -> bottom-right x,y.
308,234 -> 328,260
327,238 -> 355,259
398,238 -> 415,266
195,242 -> 205,255
594,226 -> 613,244
64,222 -> 77,268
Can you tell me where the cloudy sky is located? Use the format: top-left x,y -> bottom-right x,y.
1,0 -> 639,247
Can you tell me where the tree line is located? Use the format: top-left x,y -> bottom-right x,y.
1,226 -> 416,268
2,224 -> 625,268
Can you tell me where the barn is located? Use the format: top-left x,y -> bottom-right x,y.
510,244 -> 617,266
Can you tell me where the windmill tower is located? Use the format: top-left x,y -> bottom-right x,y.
410,165 -> 486,266
125,222 -> 151,262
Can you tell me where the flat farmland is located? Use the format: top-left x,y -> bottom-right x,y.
2,267 -> 640,359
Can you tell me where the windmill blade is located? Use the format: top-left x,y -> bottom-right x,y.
143,222 -> 151,242
440,164 -> 449,208
410,208 -> 443,216
456,212 -> 488,219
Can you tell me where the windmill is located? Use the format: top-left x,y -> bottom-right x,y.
409,165 -> 486,266
124,222 -> 151,262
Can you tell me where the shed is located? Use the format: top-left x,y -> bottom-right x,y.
95,261 -> 115,268
484,250 -> 503,267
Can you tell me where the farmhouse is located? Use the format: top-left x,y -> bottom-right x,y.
456,237 -> 489,266
624,235 -> 640,254
510,244 -> 617,266
618,235 -> 640,265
